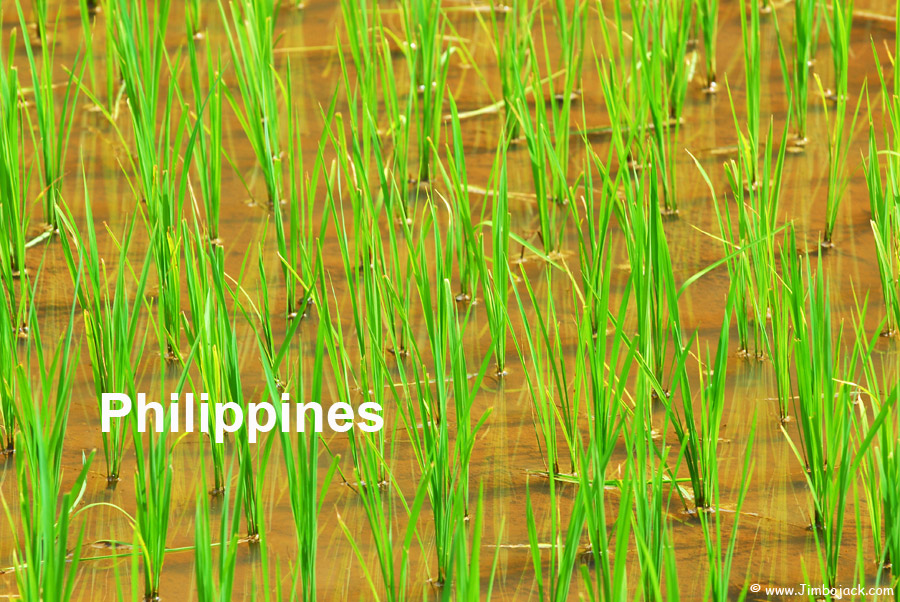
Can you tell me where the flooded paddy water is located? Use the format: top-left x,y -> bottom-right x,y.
1,0 -> 900,600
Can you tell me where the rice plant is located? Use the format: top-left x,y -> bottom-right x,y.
768,263 -> 795,421
436,96 -> 481,302
524,477 -> 586,602
441,483 -> 502,602
214,255 -> 273,542
780,243 -> 894,585
541,0 -> 587,206
272,66 -> 331,318
3,297 -> 94,602
181,222 -> 227,493
700,415 -> 756,602
479,144 -> 510,376
702,77 -> 791,356
511,265 -> 578,475
0,275 -> 18,453
187,30 -> 224,245
736,0 -> 762,183
823,0 -> 853,102
855,311 -> 900,577
131,369 -> 177,599
772,0 -> 818,143
258,280 -> 338,600
635,0 -> 693,213
864,120 -> 900,335
0,29 -> 26,275
695,0 -> 720,90
402,0 -> 452,184
666,303 -> 732,511
817,75 -> 864,247
56,183 -> 151,483
575,246 -> 636,601
401,213 -> 491,584
628,367 -> 681,599
194,456 -> 243,602
489,0 -> 531,141
110,0 -> 193,361
616,157 -> 681,390
500,1 -> 582,251
14,1 -> 84,231
220,0 -> 283,206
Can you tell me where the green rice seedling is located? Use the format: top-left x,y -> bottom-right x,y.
635,0 -> 692,213
524,477 -> 586,602
666,303 -> 732,511
402,0 -> 452,184
822,0 -> 853,101
772,0 -> 818,143
505,79 -> 561,252
863,120 -> 900,335
540,0 -> 587,206
695,0 -> 719,90
709,187 -> 753,354
571,146 -> 619,335
337,440 -> 431,602
4,297 -> 94,602
334,0 -> 403,222
595,0 -> 648,167
768,268 -> 794,421
313,233 -> 433,596
435,96 -> 481,301
182,223 -> 227,492
98,0 -> 122,114
0,278 -> 19,452
441,483 -> 502,602
737,0 -> 762,182
855,312 -> 900,576
403,211 -> 491,583
194,455 -> 244,602
313,247 -> 424,600
111,0 -> 197,361
700,415 -> 756,602
713,103 -> 791,356
56,182 -> 152,483
817,76 -> 864,247
131,406 -> 174,601
628,369 -> 681,599
186,0 -> 202,39
575,265 -> 636,601
780,244 -> 894,586
318,114 -> 394,486
212,255 -> 274,542
337,0 -> 380,175
0,32 -> 28,332
219,0 -> 283,206
578,450 -> 634,602
616,159 -> 681,390
78,0 -> 98,107
271,68 -> 332,318
14,2 -> 84,231
488,0 -> 531,141
479,145 -> 510,375
131,321 -> 199,600
187,31 -> 223,245
259,320 -> 338,600
500,3 -> 579,253
510,265 -> 578,475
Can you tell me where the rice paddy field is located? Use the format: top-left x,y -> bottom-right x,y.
2,0 -> 900,600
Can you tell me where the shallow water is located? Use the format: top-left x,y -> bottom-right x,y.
1,0 -> 899,600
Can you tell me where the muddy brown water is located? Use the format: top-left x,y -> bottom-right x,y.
1,0 -> 899,599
